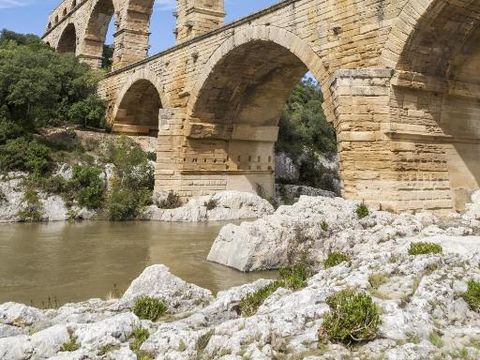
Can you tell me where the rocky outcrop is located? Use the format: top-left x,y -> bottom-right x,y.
207,194 -> 480,272
144,191 -> 274,222
0,247 -> 479,359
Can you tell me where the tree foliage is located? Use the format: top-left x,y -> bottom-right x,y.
277,78 -> 337,161
0,29 -> 106,131
276,77 -> 339,192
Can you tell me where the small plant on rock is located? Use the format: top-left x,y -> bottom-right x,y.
130,327 -> 152,359
157,191 -> 182,209
368,273 -> 388,289
60,335 -> 80,352
356,202 -> 369,219
18,187 -> 43,222
204,198 -> 218,211
324,252 -> 350,269
321,220 -> 329,231
196,329 -> 214,353
320,289 -> 381,345
0,188 -> 7,205
462,279 -> 480,312
132,296 -> 167,321
279,263 -> 312,290
408,242 -> 443,256
240,263 -> 313,316
239,281 -> 282,317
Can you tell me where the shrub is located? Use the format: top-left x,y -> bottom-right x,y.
356,202 -> 369,219
68,94 -> 106,129
324,252 -> 350,269
0,137 -> 52,175
107,185 -> 151,221
130,327 -> 150,352
0,30 -> 106,130
462,279 -> 480,312
69,164 -> 104,209
408,242 -> 443,256
279,263 -> 312,290
320,289 -> 381,345
240,263 -> 313,316
60,335 -> 80,352
157,191 -> 182,209
18,187 -> 42,222
429,330 -> 444,348
204,198 -> 218,211
132,296 -> 167,321
240,281 -> 282,317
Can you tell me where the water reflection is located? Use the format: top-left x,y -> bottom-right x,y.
0,221 -> 275,306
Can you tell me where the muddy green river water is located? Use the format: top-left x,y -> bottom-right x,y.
0,221 -> 273,307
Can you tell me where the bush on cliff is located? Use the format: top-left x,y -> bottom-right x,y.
320,289 -> 381,345
103,137 -> 154,220
69,165 -> 105,209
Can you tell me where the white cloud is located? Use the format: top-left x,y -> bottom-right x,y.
0,0 -> 30,9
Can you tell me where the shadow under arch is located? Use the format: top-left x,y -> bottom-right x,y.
388,0 -> 480,210
185,25 -> 335,197
112,77 -> 163,137
57,23 -> 77,54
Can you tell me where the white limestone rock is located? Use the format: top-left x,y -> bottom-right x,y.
0,335 -> 32,360
145,191 -> 274,222
74,313 -> 140,351
0,302 -> 47,328
119,264 -> 214,313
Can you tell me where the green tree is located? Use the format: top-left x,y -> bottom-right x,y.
0,29 -> 106,131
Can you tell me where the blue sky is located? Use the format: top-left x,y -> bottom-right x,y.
0,0 -> 278,54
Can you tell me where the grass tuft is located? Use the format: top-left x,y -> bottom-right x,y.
324,252 -> 350,269
462,279 -> 480,312
408,242 -> 443,256
356,202 -> 369,219
60,335 -> 80,352
132,296 -> 167,321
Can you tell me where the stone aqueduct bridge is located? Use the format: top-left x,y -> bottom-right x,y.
43,0 -> 480,213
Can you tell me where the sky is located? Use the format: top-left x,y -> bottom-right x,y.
0,0 -> 279,54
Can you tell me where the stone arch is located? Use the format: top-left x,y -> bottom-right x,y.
57,23 -> 77,54
188,25 -> 330,118
112,72 -> 164,136
386,0 -> 480,210
186,25 -> 334,197
81,0 -> 118,68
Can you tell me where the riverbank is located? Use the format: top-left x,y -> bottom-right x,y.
1,195 -> 479,359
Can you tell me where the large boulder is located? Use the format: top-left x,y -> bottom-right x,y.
144,191 -> 274,222
118,264 -> 214,313
207,195 -> 480,272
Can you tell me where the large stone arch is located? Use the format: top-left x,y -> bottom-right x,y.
79,0 -> 118,69
185,25 -> 334,197
385,0 -> 480,210
111,71 -> 165,136
57,23 -> 77,54
188,25 -> 331,120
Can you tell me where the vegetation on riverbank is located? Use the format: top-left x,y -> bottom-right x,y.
0,30 -> 156,222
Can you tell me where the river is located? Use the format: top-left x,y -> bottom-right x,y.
0,221 -> 274,307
